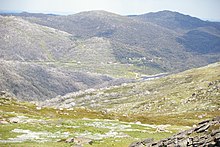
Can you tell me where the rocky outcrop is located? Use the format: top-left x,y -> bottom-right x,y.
130,117 -> 220,147
59,137 -> 93,146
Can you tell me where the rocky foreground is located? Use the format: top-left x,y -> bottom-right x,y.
130,117 -> 220,147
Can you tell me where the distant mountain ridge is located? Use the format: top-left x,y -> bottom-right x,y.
129,10 -> 220,31
130,10 -> 220,55
1,10 -> 220,72
0,10 -> 220,101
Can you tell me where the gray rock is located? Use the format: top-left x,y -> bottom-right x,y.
196,124 -> 210,133
206,136 -> 214,143
65,138 -> 74,143
177,139 -> 188,146
214,133 -> 220,140
211,129 -> 220,136
213,116 -> 220,122
186,128 -> 195,135
142,138 -> 154,145
207,141 -> 216,146
74,137 -> 93,145
129,141 -> 143,147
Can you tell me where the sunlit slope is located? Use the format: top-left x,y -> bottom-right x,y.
43,62 -> 220,114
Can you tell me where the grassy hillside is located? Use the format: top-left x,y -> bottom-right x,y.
0,92 -> 191,147
43,62 -> 220,116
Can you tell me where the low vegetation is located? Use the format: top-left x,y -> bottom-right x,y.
1,63 -> 219,146
0,96 -> 190,147
0,10 -> 220,147
43,62 -> 220,116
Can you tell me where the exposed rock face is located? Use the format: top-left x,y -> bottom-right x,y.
130,117 -> 220,147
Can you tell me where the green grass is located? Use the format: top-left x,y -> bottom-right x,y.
1,62 -> 220,146
124,131 -> 172,140
27,58 -> 160,79
0,97 -> 190,146
1,96 -> 218,146
0,142 -> 71,147
0,124 -> 22,140
52,62 -> 220,115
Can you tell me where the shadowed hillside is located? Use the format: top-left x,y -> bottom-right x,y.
130,10 -> 220,55
0,60 -> 132,101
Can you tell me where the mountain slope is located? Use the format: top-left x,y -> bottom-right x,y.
0,15 -> 165,76
13,11 -> 183,57
0,12 -> 220,101
130,10 -> 220,32
130,10 -> 220,55
0,16 -> 138,101
5,10 -> 220,72
0,60 -> 131,101
42,62 -> 220,114
0,16 -> 76,61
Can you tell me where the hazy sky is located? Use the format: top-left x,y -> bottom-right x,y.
1,0 -> 220,21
